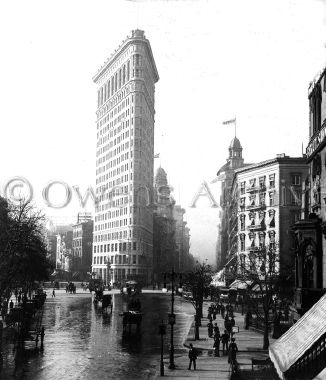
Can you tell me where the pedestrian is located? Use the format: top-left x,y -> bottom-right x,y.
216,303 -> 220,315
229,304 -> 234,318
230,316 -> 235,336
228,337 -> 238,366
221,304 -> 225,319
207,320 -> 213,338
212,308 -> 217,320
9,300 -> 13,310
52,289 -> 55,298
221,330 -> 229,355
213,323 -> 220,339
225,316 -> 232,337
213,331 -> 220,357
188,343 -> 197,370
224,315 -> 229,328
17,294 -> 21,304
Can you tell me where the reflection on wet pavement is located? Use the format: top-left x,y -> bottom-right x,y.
0,293 -> 194,380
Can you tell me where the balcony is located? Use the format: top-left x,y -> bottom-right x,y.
247,223 -> 266,231
246,185 -> 266,193
246,203 -> 267,211
247,246 -> 266,254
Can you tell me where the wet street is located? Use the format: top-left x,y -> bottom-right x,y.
0,291 -> 194,380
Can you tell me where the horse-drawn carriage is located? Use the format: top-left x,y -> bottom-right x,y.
120,281 -> 142,296
121,310 -> 142,333
93,290 -> 113,312
119,297 -> 142,334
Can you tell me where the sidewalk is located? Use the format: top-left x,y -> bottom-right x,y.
155,301 -> 275,380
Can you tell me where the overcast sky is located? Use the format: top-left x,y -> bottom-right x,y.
0,0 -> 325,265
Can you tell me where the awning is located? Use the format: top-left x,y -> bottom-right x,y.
269,293 -> 326,379
229,280 -> 252,290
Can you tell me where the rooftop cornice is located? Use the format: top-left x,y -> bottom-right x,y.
230,156 -> 307,191
93,30 -> 159,84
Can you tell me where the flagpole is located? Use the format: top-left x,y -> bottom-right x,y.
234,118 -> 237,137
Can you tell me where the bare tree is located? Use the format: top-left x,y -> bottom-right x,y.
184,261 -> 213,340
0,197 -> 51,299
226,242 -> 287,349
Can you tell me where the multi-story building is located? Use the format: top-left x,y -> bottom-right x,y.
152,167 -> 193,285
56,230 -> 73,271
173,205 -> 191,272
153,167 -> 176,284
92,30 -> 159,286
72,213 -> 94,278
46,223 -> 73,271
226,155 -> 308,285
213,136 -> 250,269
292,65 -> 326,316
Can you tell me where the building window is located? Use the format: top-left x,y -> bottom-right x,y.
240,234 -> 246,252
249,195 -> 256,206
259,232 -> 265,248
249,232 -> 255,247
259,193 -> 266,206
133,242 -> 137,251
268,230 -> 276,251
269,192 -> 274,206
259,176 -> 266,190
249,179 -> 256,189
240,214 -> 245,231
258,211 -> 265,226
268,210 -> 275,227
240,182 -> 246,195
291,174 -> 301,186
240,197 -> 246,211
127,61 -> 130,81
269,174 -> 275,188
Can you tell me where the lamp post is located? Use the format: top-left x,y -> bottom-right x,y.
162,270 -> 183,370
158,319 -> 166,376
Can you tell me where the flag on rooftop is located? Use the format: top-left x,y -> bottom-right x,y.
222,118 -> 236,125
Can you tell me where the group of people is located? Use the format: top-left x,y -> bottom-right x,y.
1,288 -> 39,322
188,301 -> 239,372
207,302 -> 235,320
65,282 -> 76,294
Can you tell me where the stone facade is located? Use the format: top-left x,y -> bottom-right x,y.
292,65 -> 326,316
152,167 -> 193,285
214,137 -> 250,269
72,213 -> 94,278
227,155 -> 308,285
92,30 -> 159,286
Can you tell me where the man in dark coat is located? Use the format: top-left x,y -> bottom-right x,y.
188,343 -> 197,370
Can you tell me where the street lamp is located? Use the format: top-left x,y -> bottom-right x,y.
158,319 -> 166,376
162,270 -> 183,370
